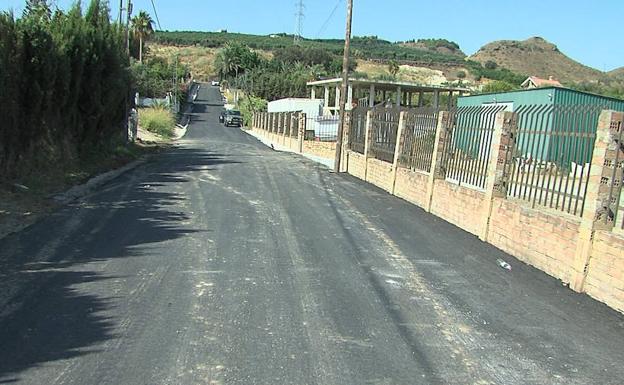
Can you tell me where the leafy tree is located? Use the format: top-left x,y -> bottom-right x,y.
131,10 -> 154,63
484,60 -> 498,70
388,60 -> 400,78
481,80 -> 517,93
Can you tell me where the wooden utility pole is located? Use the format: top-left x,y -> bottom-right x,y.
333,0 -> 353,172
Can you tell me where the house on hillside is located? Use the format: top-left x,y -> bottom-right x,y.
521,75 -> 563,89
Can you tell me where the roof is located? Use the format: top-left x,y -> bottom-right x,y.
521,76 -> 563,88
458,86 -> 624,105
306,77 -> 470,93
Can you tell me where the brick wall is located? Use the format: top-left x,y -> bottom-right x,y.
366,158 -> 394,193
487,198 -> 580,284
346,151 -> 367,180
303,140 -> 336,160
584,230 -> 624,313
394,168 -> 429,208
430,180 -> 487,237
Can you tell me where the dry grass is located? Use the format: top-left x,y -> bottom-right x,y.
139,107 -> 175,138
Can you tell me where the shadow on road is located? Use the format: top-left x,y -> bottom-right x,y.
0,147 -> 238,382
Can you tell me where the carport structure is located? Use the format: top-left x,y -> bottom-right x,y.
307,77 -> 470,114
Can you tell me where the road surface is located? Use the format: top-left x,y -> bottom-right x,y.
1,84 -> 623,385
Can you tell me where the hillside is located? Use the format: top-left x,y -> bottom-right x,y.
470,37 -> 603,84
609,67 -> 624,80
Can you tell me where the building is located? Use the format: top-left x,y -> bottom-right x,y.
521,76 -> 563,89
307,78 -> 470,115
458,87 -> 624,165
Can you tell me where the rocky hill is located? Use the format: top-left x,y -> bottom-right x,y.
470,37 -> 603,84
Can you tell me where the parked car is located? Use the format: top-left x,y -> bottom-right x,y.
211,80 -> 220,86
224,110 -> 242,127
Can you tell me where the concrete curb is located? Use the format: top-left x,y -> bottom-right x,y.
241,128 -> 334,169
52,157 -> 148,205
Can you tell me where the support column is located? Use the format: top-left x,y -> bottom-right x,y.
369,84 -> 375,107
324,86 -> 330,114
335,86 -> 341,111
418,91 -> 424,107
396,87 -> 402,107
311,87 -> 316,99
433,90 -> 440,108
391,111 -> 407,194
347,84 -> 353,110
447,91 -> 453,109
571,110 -> 624,292
425,110 -> 454,212
480,111 -> 517,241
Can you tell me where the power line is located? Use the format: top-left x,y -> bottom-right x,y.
150,0 -> 162,30
294,0 -> 304,44
316,0 -> 342,38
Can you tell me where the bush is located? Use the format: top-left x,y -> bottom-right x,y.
139,107 -> 175,137
238,95 -> 268,126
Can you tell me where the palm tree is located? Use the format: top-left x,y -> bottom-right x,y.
131,11 -> 154,63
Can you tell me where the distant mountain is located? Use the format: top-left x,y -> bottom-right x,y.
609,67 -> 624,79
470,37 -> 603,84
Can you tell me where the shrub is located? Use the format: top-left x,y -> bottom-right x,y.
139,107 -> 175,137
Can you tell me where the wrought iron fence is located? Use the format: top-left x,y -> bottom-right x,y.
370,107 -> 401,163
506,104 -> 605,217
398,107 -> 440,173
442,105 -> 507,189
349,107 -> 368,154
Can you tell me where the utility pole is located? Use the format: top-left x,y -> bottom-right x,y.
126,0 -> 132,54
333,0 -> 353,172
118,0 -> 123,25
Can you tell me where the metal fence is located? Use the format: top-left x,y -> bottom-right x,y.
506,104 -> 605,217
349,107 -> 368,154
442,105 -> 507,189
303,115 -> 340,141
370,107 -> 401,163
398,107 -> 440,173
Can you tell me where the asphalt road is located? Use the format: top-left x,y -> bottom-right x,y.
1,85 -> 623,385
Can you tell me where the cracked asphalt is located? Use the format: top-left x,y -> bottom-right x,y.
0,84 -> 623,385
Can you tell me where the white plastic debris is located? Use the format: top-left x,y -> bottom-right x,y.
497,258 -> 512,271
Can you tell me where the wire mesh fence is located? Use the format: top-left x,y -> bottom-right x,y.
398,107 -> 440,173
442,105 -> 507,189
349,107 -> 368,154
370,107 -> 401,163
505,104 -> 605,217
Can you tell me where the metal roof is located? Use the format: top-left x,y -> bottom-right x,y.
306,77 -> 470,93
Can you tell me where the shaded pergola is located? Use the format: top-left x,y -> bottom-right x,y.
307,77 -> 470,114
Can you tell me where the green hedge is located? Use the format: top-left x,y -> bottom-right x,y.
0,1 -> 131,178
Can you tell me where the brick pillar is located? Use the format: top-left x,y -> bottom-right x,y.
290,113 -> 297,137
363,110 -> 374,180
340,111 -> 352,172
425,110 -> 454,212
571,110 -> 624,292
297,112 -> 306,153
390,111 -> 407,194
480,111 -> 517,241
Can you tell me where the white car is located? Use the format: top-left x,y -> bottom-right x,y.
211,80 -> 220,86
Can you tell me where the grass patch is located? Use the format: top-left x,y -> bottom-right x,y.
139,106 -> 176,138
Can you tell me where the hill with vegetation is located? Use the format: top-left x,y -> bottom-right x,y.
470,37 -> 602,84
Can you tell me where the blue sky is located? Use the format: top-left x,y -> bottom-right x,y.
3,0 -> 623,71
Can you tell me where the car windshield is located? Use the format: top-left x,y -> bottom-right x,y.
226,110 -> 241,116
